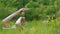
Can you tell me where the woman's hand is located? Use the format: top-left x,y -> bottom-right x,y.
18,8 -> 29,14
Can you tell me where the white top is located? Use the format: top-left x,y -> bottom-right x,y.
15,17 -> 25,24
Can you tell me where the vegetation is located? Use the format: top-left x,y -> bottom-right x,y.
0,20 -> 59,34
0,0 -> 57,20
0,0 -> 59,34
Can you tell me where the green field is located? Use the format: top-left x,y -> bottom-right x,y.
0,20 -> 59,34
0,0 -> 58,34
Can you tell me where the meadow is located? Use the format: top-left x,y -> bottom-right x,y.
0,19 -> 59,34
0,0 -> 58,34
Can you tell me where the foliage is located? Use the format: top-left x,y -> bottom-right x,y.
0,0 -> 58,21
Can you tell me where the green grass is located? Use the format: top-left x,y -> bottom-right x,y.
0,20 -> 59,34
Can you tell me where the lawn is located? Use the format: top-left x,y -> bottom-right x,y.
0,20 -> 59,34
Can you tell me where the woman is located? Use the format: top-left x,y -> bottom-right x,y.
2,8 -> 29,29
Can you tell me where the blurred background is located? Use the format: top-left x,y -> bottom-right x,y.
0,0 -> 59,34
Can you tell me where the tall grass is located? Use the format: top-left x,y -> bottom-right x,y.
0,20 -> 59,34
